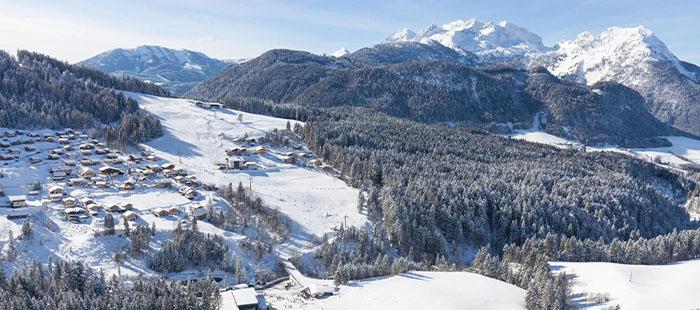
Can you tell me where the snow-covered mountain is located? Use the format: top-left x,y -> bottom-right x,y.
534,26 -> 700,136
386,19 -> 700,136
385,19 -> 549,62
78,45 -> 227,94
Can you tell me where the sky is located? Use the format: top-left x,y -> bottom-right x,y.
1,0 -> 698,64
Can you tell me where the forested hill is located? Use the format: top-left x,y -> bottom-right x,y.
0,50 -> 165,146
302,108 -> 697,274
186,44 -> 679,147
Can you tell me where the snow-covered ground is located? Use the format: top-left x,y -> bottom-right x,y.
133,93 -> 368,257
262,271 -> 526,310
552,260 -> 700,310
502,115 -> 700,169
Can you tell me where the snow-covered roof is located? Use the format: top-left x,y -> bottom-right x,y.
231,288 -> 257,306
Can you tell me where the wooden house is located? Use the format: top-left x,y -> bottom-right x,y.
123,210 -> 138,221
8,195 -> 26,208
152,208 -> 168,217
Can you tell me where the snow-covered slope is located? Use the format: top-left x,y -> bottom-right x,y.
265,271 -> 526,309
552,260 -> 700,309
79,45 -> 227,94
133,94 -> 368,257
386,19 -> 548,61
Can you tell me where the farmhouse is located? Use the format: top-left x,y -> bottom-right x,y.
79,167 -> 96,178
68,178 -> 87,187
119,179 -> 136,191
123,210 -> 138,221
99,166 -> 124,176
189,204 -> 208,219
48,186 -> 65,195
152,208 -> 168,217
8,195 -> 26,208
63,197 -> 77,207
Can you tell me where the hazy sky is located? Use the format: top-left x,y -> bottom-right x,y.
1,0 -> 698,64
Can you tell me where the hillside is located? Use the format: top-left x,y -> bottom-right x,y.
0,50 -> 165,146
79,45 -> 227,94
187,47 -> 676,146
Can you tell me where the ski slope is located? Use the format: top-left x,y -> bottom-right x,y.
133,94 -> 368,256
290,271 -> 526,310
551,260 -> 700,309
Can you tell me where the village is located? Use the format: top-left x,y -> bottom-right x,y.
0,98 -> 352,310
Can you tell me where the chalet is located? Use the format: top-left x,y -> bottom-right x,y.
28,157 -> 42,164
123,210 -> 138,221
167,206 -> 180,215
24,146 -> 36,152
80,159 -> 98,166
280,155 -> 294,164
58,138 -> 69,145
174,167 -> 187,176
90,139 -> 99,145
8,195 -> 27,208
99,166 -> 124,176
152,208 -> 168,217
47,153 -> 60,161
228,288 -> 258,310
225,147 -> 247,156
119,180 -> 135,191
308,159 -> 322,167
51,170 -> 66,181
0,142 -> 9,148
104,153 -> 119,159
161,163 -> 176,170
3,131 -> 16,138
95,148 -> 108,155
63,207 -> 85,217
44,136 -> 56,142
228,156 -> 245,169
121,203 -> 133,211
49,193 -> 64,202
80,149 -> 94,156
68,178 -> 87,187
146,164 -> 163,172
79,134 -> 89,140
195,101 -> 223,109
162,169 -> 177,177
106,204 -> 121,212
146,154 -> 157,161
63,197 -> 77,207
246,136 -> 258,144
127,154 -> 143,163
94,181 -> 107,189
79,144 -> 94,150
87,203 -> 101,212
0,155 -> 14,161
80,197 -> 94,206
51,148 -> 65,155
174,176 -> 185,183
253,146 -> 266,155
189,204 -> 208,220
48,185 -> 65,195
66,152 -> 78,159
64,145 -> 75,151
63,160 -> 77,166
138,168 -> 154,177
79,167 -> 96,178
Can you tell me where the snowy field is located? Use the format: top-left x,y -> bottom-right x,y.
503,116 -> 700,169
262,271 -> 526,310
133,93 -> 368,256
552,260 -> 700,309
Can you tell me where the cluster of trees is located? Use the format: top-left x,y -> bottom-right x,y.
0,50 -> 164,146
301,109 -> 695,263
149,224 -> 231,273
0,260 -> 220,310
217,182 -> 290,243
507,228 -> 700,265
